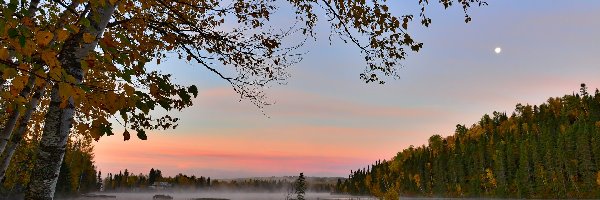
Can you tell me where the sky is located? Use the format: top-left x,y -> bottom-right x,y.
93,1 -> 600,179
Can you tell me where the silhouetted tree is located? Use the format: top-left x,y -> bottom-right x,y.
295,173 -> 307,200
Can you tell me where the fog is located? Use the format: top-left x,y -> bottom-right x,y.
67,192 -> 377,200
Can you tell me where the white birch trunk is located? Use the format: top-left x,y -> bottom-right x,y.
0,75 -> 36,154
25,2 -> 116,199
0,83 -> 47,181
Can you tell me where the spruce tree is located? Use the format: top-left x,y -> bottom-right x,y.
295,173 -> 307,200
149,168 -> 156,185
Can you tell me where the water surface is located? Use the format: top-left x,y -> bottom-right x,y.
73,192 -> 376,200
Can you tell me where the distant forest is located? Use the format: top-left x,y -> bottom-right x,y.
103,169 -> 334,193
336,84 -> 600,199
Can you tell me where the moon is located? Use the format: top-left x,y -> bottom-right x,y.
494,47 -> 502,54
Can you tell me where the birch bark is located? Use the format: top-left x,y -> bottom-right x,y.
0,75 -> 36,154
0,0 -> 41,145
0,83 -> 47,181
25,2 -> 116,199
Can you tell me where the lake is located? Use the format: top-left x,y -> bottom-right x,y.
70,192 -> 377,200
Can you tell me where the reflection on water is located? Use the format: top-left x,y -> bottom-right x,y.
70,192 -> 377,200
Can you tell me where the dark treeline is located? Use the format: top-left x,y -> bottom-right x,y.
211,179 -> 292,192
104,169 -> 333,193
212,178 -> 333,192
103,168 -> 211,191
0,135 -> 98,198
337,84 -> 600,199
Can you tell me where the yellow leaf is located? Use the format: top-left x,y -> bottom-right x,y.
2,68 -> 17,79
114,94 -> 127,112
11,76 -> 27,94
58,82 -> 73,98
49,66 -> 62,81
106,91 -> 117,113
16,40 -> 36,56
63,73 -> 77,84
149,84 -> 159,97
0,91 -> 12,101
21,17 -> 33,27
83,33 -> 96,43
35,31 -> 54,46
68,24 -> 80,33
15,96 -> 27,107
41,50 -> 60,67
58,82 -> 73,108
34,75 -> 46,87
123,84 -> 134,96
76,123 -> 89,136
56,29 -> 69,42
118,3 -> 126,13
0,47 -> 9,60
90,125 -> 101,141
17,63 -> 30,71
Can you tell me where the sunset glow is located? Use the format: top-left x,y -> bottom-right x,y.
92,1 -> 600,179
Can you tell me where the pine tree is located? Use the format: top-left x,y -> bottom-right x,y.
149,168 -> 156,185
295,173 -> 307,200
97,171 -> 103,191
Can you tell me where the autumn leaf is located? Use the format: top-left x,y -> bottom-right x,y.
58,82 -> 73,108
41,50 -> 60,67
136,129 -> 147,140
66,24 -> 80,33
0,47 -> 9,60
35,31 -> 54,46
402,17 -> 409,30
123,130 -> 130,141
188,85 -> 198,98
48,66 -> 62,81
83,33 -> 96,43
56,29 -> 69,42
21,17 -> 33,27
11,76 -> 27,96
105,91 -> 118,113
2,68 -> 17,79
123,84 -> 135,95
149,84 -> 159,97
76,123 -> 89,136
90,126 -> 101,141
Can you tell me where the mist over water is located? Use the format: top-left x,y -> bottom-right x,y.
69,192 -> 376,200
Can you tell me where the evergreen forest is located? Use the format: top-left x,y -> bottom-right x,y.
337,84 -> 600,199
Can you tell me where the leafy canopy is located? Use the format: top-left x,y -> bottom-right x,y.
0,0 -> 485,141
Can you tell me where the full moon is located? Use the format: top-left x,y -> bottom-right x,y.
494,47 -> 502,54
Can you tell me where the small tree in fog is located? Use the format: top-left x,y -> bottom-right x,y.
97,171 -> 103,191
295,173 -> 307,200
